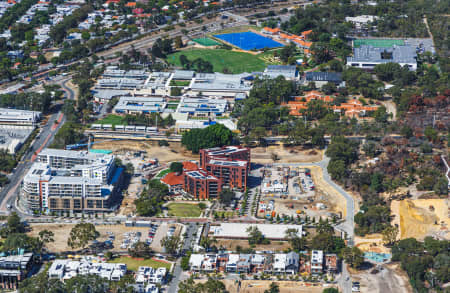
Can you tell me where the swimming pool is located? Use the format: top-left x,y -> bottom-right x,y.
214,31 -> 284,50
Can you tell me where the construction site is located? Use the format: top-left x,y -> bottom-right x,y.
257,165 -> 345,222
391,198 -> 449,241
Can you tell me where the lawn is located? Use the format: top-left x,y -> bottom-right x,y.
166,49 -> 268,74
154,168 -> 171,179
167,203 -> 202,217
95,114 -> 126,126
170,80 -> 191,86
192,37 -> 220,46
109,256 -> 172,271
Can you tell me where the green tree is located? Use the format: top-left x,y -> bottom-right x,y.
160,235 -> 181,255
200,236 -> 217,251
341,246 -> 364,269
81,31 -> 90,41
67,223 -> 99,249
219,189 -> 235,206
264,282 -> 279,293
323,288 -> 339,293
129,241 -> 153,259
284,228 -> 306,251
382,226 -> 399,246
246,226 -> 269,245
181,124 -> 233,153
135,180 -> 168,216
38,230 -> 55,248
170,162 -> 183,174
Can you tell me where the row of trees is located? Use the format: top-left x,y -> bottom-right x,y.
0,91 -> 53,113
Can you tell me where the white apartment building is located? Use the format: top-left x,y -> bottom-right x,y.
22,149 -> 122,214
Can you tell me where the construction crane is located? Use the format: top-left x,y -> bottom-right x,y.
66,135 -> 123,150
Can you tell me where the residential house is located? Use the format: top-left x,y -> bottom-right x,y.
272,252 -> 299,275
237,254 -> 251,273
325,254 -> 337,273
311,250 -> 323,275
250,254 -> 266,273
226,254 -> 239,273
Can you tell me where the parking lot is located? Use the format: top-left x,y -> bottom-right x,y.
150,222 -> 183,253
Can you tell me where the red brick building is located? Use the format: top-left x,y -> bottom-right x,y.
205,159 -> 248,190
180,146 -> 251,199
199,146 -> 250,169
183,169 -> 222,200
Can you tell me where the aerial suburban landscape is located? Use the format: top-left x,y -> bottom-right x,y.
0,0 -> 448,292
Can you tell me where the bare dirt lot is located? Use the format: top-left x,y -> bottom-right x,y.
91,141 -> 198,163
391,198 -> 449,240
350,263 -> 413,293
215,280 -> 337,293
29,223 -> 152,252
251,145 -> 323,164
354,234 -> 390,254
215,239 -> 291,252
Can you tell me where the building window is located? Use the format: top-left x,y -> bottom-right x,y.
74,199 -> 81,209
63,199 -> 70,209
87,200 -> 94,209
96,200 -> 103,209
50,198 -> 57,209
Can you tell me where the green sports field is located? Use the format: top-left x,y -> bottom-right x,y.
192,37 -> 220,46
166,49 -> 268,74
353,39 -> 405,48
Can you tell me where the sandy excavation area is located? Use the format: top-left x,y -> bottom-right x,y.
391,199 -> 449,240
251,145 -> 323,164
354,234 -> 390,254
91,141 -> 198,163
197,280 -> 335,293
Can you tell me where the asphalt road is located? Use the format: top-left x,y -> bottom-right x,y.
167,223 -> 197,293
0,77 -> 75,216
272,154 -> 355,293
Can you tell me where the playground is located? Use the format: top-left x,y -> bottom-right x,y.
214,31 -> 284,50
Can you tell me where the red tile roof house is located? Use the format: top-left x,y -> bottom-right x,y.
160,161 -> 198,194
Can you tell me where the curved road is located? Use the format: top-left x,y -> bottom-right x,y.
0,78 -> 75,215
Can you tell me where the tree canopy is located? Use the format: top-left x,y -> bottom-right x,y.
182,124 -> 233,153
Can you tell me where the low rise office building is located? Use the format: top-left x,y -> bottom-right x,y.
0,108 -> 41,125
347,44 -> 417,70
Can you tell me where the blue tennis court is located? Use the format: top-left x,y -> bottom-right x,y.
214,31 -> 284,50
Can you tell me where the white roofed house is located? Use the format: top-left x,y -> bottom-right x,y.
189,254 -> 204,271
226,254 -> 239,273
272,252 -> 299,275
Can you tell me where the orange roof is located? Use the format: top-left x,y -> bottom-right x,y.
106,0 -> 120,3
183,161 -> 198,171
161,172 -> 183,186
135,13 -> 151,17
301,30 -> 313,37
304,49 -> 311,55
263,27 -> 280,34
210,1 -> 219,4
293,39 -> 312,48
125,2 -> 136,6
